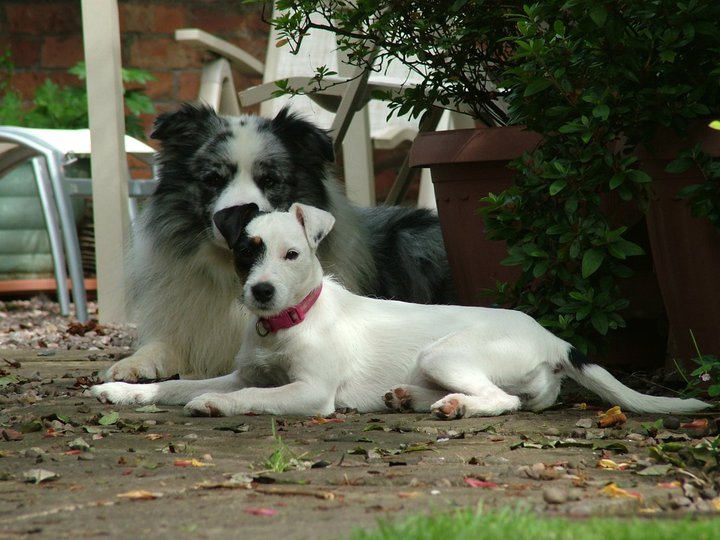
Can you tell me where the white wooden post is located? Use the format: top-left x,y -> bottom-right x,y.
81,0 -> 130,323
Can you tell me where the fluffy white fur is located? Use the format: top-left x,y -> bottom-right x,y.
92,204 -> 712,418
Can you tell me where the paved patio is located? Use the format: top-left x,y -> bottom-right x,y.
1,347 -> 719,539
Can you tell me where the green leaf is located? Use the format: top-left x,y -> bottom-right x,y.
0,375 -> 19,386
627,169 -> 652,184
592,104 -> 610,120
549,179 -> 567,195
582,248 -> 604,278
589,5 -> 608,27
591,312 -> 609,335
98,411 -> 120,426
609,173 -> 625,190
524,79 -> 552,97
665,157 -> 694,174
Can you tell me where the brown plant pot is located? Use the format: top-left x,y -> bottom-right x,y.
409,126 -> 541,307
640,124 -> 720,370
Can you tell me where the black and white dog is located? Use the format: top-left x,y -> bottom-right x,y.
92,203 -> 711,417
105,104 -> 454,382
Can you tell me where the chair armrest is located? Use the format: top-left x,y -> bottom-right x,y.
239,76 -> 349,111
175,28 -> 265,77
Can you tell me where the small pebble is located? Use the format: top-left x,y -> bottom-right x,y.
669,496 -> 693,509
663,416 -> 681,430
543,487 -> 567,504
626,433 -> 645,442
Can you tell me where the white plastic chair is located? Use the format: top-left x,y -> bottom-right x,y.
0,127 -> 156,321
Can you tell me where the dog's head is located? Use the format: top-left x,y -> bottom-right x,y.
213,203 -> 335,316
149,104 -> 335,256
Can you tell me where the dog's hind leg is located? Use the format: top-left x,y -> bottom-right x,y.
415,334 -> 522,418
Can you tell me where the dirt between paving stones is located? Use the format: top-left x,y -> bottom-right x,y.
1,347 -> 719,540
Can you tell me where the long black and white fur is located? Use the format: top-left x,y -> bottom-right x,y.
92,203 -> 712,417
105,104 -> 454,382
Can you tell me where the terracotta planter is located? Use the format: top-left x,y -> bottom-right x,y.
409,126 -> 541,307
640,124 -> 720,369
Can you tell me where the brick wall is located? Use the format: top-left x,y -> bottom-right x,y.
0,0 -> 269,138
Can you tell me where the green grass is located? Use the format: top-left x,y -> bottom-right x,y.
345,507 -> 720,540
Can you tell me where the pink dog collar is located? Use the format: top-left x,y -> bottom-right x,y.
256,284 -> 323,336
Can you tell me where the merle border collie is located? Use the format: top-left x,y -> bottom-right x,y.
106,104 -> 454,382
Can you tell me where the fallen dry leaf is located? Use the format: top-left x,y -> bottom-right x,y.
597,458 -> 631,470
680,418 -> 709,429
117,490 -> 162,500
1,429 -> 23,441
657,481 -> 682,489
464,476 -> 498,489
23,468 -> 60,484
597,406 -> 627,428
174,458 -> 214,468
598,482 -> 642,501
243,507 -> 278,516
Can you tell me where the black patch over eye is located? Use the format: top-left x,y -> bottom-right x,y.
233,236 -> 265,273
284,249 -> 299,261
205,172 -> 226,187
255,174 -> 275,189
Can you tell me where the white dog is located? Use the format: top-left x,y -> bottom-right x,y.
91,203 -> 712,418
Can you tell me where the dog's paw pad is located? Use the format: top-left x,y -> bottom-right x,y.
384,387 -> 413,412
185,397 -> 227,417
431,397 -> 465,420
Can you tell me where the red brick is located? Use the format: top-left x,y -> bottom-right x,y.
6,2 -> 82,34
190,6 -> 265,35
142,71 -> 173,100
118,3 -> 154,33
129,37 -> 202,69
177,71 -> 201,102
10,71 -> 51,99
1,36 -> 41,67
41,36 -> 84,69
153,5 -> 186,35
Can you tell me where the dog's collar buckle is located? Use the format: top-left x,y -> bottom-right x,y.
256,284 -> 323,336
256,319 -> 271,337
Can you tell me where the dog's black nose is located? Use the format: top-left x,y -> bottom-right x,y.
251,282 -> 275,303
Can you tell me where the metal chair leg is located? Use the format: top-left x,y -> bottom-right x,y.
30,156 -> 72,316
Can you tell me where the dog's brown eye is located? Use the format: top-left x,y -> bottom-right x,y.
285,249 -> 299,261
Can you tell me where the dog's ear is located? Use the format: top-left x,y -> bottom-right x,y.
213,203 -> 260,248
151,103 -> 224,143
290,203 -> 335,250
271,107 -> 334,163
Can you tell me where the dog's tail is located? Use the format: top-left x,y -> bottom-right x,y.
561,348 -> 713,414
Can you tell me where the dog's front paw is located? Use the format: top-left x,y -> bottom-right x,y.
431,394 -> 467,420
90,382 -> 156,406
104,343 -> 177,382
184,393 -> 237,417
384,387 -> 414,412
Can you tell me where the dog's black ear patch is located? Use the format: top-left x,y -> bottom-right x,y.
151,103 -> 223,143
213,203 -> 260,248
271,107 -> 335,163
